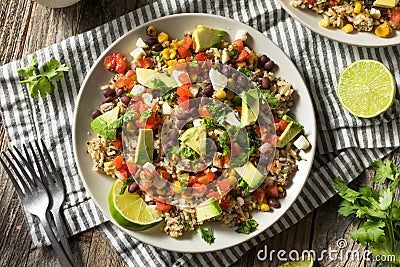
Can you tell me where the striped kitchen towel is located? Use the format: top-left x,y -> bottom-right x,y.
0,0 -> 399,266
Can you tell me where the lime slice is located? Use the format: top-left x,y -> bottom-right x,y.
108,179 -> 162,231
278,256 -> 314,267
336,59 -> 396,118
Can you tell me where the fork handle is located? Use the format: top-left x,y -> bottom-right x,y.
53,212 -> 75,265
39,215 -> 75,267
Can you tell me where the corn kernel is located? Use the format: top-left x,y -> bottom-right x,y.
226,90 -> 235,100
161,48 -> 170,60
177,38 -> 185,46
244,212 -> 250,218
319,17 -> 330,28
342,24 -> 354,34
353,2 -> 362,14
178,58 -> 186,63
375,22 -> 392,38
229,175 -> 237,183
215,90 -> 227,99
229,168 -> 236,176
170,41 -> 179,50
260,203 -> 270,212
278,186 -> 284,193
103,161 -> 114,168
146,25 -> 157,37
169,50 -> 177,59
227,78 -> 235,88
182,191 -> 193,200
157,189 -> 166,195
236,62 -> 246,67
167,59 -> 177,66
158,32 -> 169,43
190,73 -> 198,82
167,66 -> 175,75
172,181 -> 182,193
162,40 -> 170,48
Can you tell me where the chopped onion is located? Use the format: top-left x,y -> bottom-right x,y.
162,102 -> 172,114
259,142 -> 272,153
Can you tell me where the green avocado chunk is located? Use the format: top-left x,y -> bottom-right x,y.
276,115 -> 304,148
234,161 -> 264,190
373,0 -> 396,8
196,197 -> 222,222
192,25 -> 225,53
178,125 -> 207,155
241,88 -> 260,126
90,106 -> 120,140
134,128 -> 154,165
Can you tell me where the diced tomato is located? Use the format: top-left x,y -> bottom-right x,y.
135,120 -> 145,128
233,39 -> 244,51
192,183 -> 207,196
306,0 -> 315,3
195,52 -> 208,62
181,35 -> 193,49
235,106 -> 242,115
178,46 -> 191,59
198,106 -> 210,118
104,55 -> 115,70
329,0 -> 339,5
137,57 -> 152,69
217,178 -> 231,192
113,155 -> 124,170
124,70 -> 136,79
111,137 -> 122,150
254,188 -> 266,204
266,134 -> 279,145
178,95 -> 190,110
157,169 -> 170,179
236,49 -> 249,62
125,79 -> 137,89
222,154 -> 231,168
207,190 -> 220,201
115,78 -> 127,89
145,113 -> 161,129
140,180 -> 153,191
103,53 -> 127,74
390,8 -> 400,26
197,171 -> 215,185
219,200 -> 230,210
265,185 -> 279,198
269,160 -> 277,172
139,102 -> 150,114
178,73 -> 192,85
177,84 -> 191,97
115,170 -> 129,179
156,201 -> 172,211
126,162 -> 139,175
213,156 -> 223,168
274,118 -> 289,132
143,168 -> 154,178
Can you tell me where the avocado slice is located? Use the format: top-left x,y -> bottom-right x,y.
234,161 -> 264,190
240,88 -> 260,126
196,197 -> 222,222
134,128 -> 154,165
136,68 -> 158,85
90,106 -> 120,140
192,25 -> 225,53
136,68 -> 178,90
178,125 -> 207,155
373,0 -> 396,8
276,115 -> 304,148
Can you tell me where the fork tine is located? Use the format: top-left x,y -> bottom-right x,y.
23,143 -> 34,170
3,152 -> 31,193
28,142 -> 47,186
35,140 -> 54,184
0,154 -> 24,196
11,147 -> 39,188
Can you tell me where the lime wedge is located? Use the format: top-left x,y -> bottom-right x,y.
278,256 -> 314,267
336,59 -> 396,118
108,179 -> 162,231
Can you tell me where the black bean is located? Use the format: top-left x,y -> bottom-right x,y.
200,97 -> 208,106
261,77 -> 271,89
91,109 -> 102,119
203,83 -> 214,97
116,88 -> 125,97
188,107 -> 198,117
264,60 -> 275,71
176,113 -> 187,120
258,54 -> 269,67
177,120 -> 186,129
147,37 -> 158,46
121,96 -> 131,105
221,65 -> 231,76
134,169 -> 142,179
128,182 -> 138,193
237,75 -> 248,88
267,197 -> 281,208
103,88 -> 116,97
170,130 -> 179,140
152,43 -> 162,51
102,96 -> 114,104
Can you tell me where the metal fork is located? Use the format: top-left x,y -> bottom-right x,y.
0,143 -> 74,267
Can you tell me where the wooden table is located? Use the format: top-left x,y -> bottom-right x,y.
0,0 -> 393,266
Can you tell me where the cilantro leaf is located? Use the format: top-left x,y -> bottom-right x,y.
119,177 -> 135,195
260,90 -> 280,108
206,103 -> 227,124
350,220 -> 385,246
140,108 -> 153,121
17,56 -> 69,98
378,188 -> 393,211
235,218 -> 259,234
238,178 -> 251,196
238,67 -> 251,76
338,199 -> 358,217
198,227 -> 215,244
333,178 -> 360,203
161,90 -> 176,103
370,159 -> 398,183
200,118 -> 222,128
218,131 -> 230,156
180,147 -> 199,160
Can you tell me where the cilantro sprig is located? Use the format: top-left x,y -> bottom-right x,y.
198,227 -> 215,244
334,159 -> 400,266
235,218 -> 259,234
17,56 -> 69,98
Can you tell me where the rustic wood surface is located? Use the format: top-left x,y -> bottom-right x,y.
0,0 -> 396,266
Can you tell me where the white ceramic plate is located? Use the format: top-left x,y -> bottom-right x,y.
279,0 -> 400,47
73,13 -> 316,253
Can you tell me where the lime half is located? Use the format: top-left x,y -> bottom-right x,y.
336,59 -> 396,118
278,256 -> 314,267
108,179 -> 162,231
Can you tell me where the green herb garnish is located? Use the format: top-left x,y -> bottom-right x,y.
260,90 -> 280,108
218,131 -> 230,156
238,67 -> 251,77
17,56 -> 69,98
198,227 -> 215,244
238,178 -> 251,196
230,49 -> 239,59
200,118 -> 222,128
151,78 -> 167,89
206,103 -> 227,124
334,159 -> 400,266
235,218 -> 259,234
119,177 -> 135,195
140,108 -> 153,121
180,147 -> 199,160
161,90 -> 176,103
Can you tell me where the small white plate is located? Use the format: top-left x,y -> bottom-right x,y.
280,0 -> 400,47
73,13 -> 316,253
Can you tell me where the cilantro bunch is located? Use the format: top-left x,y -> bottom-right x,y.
17,56 -> 69,98
334,159 -> 400,266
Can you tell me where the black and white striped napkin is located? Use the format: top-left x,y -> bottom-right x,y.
0,0 -> 399,266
